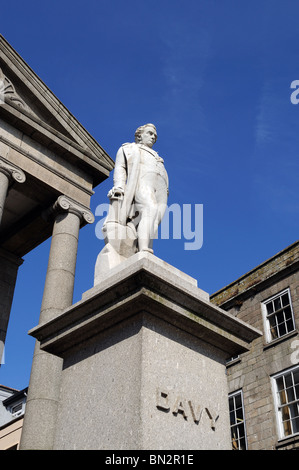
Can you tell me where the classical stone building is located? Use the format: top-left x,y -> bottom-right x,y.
0,35 -> 114,449
211,240 -> 299,450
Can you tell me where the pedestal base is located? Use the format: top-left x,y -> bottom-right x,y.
29,253 -> 261,450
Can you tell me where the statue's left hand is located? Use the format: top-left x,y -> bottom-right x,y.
108,186 -> 124,199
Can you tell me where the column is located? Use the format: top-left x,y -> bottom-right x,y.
0,158 -> 26,364
0,249 -> 23,366
0,158 -> 26,225
20,195 -> 94,450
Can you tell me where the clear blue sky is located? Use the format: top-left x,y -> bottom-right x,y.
1,0 -> 298,390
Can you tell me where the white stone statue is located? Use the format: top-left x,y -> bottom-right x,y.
94,124 -> 169,283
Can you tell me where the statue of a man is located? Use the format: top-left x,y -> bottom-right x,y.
109,123 -> 168,252
94,124 -> 169,282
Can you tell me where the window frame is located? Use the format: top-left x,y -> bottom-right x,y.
8,399 -> 25,418
272,365 -> 299,441
262,288 -> 295,344
228,389 -> 248,450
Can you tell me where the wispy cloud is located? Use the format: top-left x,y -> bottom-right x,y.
253,77 -> 299,215
255,78 -> 293,147
161,24 -> 211,110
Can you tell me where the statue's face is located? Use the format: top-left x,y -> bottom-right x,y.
139,127 -> 157,148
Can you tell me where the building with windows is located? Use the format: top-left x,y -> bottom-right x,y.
0,385 -> 27,449
211,240 -> 299,450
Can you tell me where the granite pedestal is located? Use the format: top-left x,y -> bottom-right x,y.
29,253 -> 261,450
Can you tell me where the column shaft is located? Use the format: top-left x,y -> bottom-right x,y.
0,171 -> 9,225
0,250 -> 23,365
40,211 -> 81,323
20,210 -> 81,450
0,160 -> 26,363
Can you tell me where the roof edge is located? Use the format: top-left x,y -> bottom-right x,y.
211,240 -> 299,302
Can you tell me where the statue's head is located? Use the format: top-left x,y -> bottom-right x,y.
135,123 -> 157,148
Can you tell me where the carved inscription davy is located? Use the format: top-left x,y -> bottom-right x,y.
156,389 -> 220,430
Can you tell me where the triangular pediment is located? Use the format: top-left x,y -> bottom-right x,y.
0,66 -> 37,115
0,35 -> 114,175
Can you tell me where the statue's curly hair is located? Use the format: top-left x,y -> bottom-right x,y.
134,123 -> 157,143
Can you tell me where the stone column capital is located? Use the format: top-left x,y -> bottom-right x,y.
50,195 -> 95,225
0,157 -> 26,184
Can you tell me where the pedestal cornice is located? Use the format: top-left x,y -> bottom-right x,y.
29,252 -> 262,358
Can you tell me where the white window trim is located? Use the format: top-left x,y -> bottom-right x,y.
228,389 -> 248,450
9,399 -> 26,418
262,288 -> 295,343
272,365 -> 299,441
